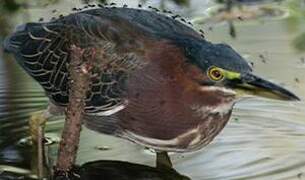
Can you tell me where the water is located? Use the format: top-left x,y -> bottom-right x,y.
0,0 -> 305,179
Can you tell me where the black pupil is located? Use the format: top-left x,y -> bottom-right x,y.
212,70 -> 221,78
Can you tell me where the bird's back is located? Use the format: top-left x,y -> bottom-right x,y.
79,7 -> 200,39
3,7 -> 201,115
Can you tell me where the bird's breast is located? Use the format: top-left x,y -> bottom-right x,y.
117,84 -> 234,152
115,56 -> 234,152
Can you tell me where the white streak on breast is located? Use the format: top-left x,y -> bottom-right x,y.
191,101 -> 234,119
123,126 -> 201,147
210,102 -> 234,114
189,132 -> 202,146
200,86 -> 236,96
124,131 -> 179,146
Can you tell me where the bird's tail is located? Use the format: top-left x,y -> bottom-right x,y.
3,22 -> 60,73
3,24 -> 26,53
3,23 -> 41,54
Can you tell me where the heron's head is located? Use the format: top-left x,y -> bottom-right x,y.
179,39 -> 300,102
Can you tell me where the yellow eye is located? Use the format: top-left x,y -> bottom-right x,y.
208,67 -> 224,81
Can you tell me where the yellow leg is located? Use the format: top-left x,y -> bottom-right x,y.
29,111 -> 49,179
156,151 -> 173,170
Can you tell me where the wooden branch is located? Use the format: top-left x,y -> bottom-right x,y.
54,45 -> 93,178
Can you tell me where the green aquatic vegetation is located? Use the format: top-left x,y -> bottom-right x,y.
292,32 -> 305,52
286,0 -> 305,17
0,0 -> 21,12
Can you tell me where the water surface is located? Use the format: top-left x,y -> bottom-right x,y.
0,0 -> 305,179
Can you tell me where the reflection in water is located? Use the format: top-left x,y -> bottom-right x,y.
0,0 -> 305,179
194,0 -> 289,38
74,160 -> 190,180
286,0 -> 305,52
293,32 -> 305,52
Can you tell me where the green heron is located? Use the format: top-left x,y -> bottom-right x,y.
3,6 -> 299,169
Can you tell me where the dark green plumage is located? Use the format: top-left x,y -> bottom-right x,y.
3,7 -> 251,114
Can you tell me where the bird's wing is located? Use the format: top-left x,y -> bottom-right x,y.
4,10 -> 151,115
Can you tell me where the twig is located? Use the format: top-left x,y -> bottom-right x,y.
54,45 -> 93,179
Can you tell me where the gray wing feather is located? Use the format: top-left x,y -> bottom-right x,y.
4,11 -> 146,115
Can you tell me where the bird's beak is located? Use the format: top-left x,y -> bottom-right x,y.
226,72 -> 300,101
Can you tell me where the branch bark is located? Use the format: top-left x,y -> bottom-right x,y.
54,45 -> 93,179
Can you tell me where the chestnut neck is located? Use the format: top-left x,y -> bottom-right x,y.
118,41 -> 235,151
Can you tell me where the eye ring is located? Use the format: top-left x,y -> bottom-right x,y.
208,67 -> 224,81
